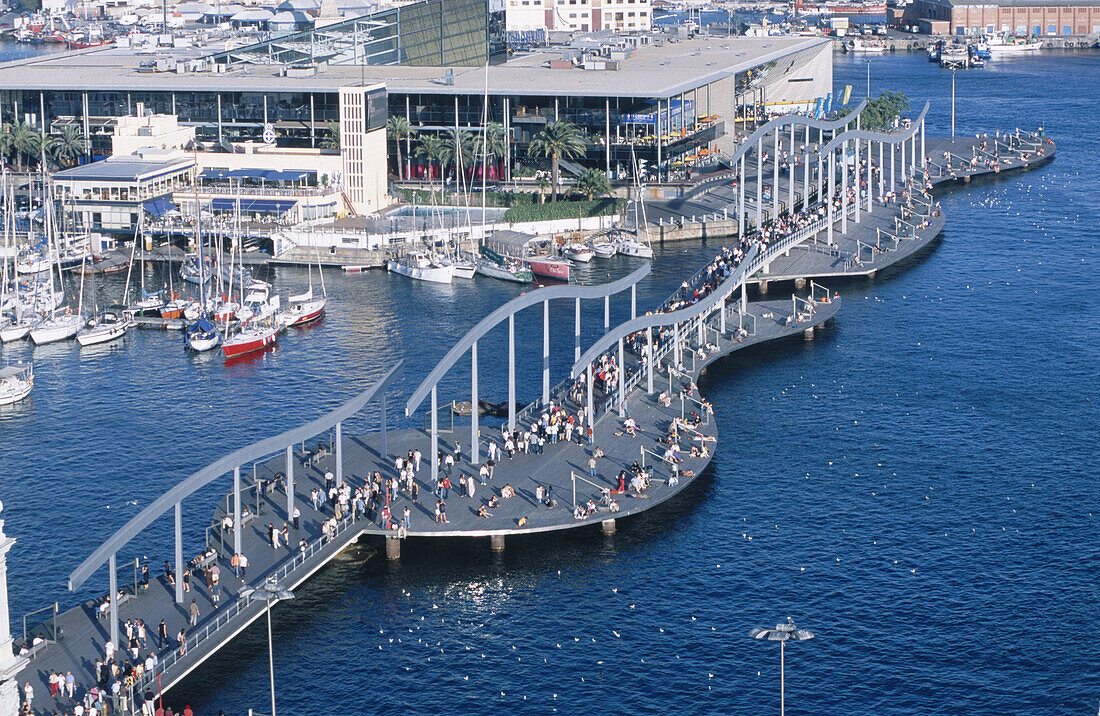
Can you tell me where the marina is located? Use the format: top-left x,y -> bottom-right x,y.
1,90 -> 1059,713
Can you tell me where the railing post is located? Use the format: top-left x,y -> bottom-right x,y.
174,502 -> 183,604
756,136 -> 763,230
430,386 -> 439,485
646,326 -> 654,394
335,422 -> 344,487
891,138 -> 896,189
720,293 -> 727,334
920,119 -> 926,168
827,152 -> 835,245
285,445 -> 294,521
109,553 -> 118,650
542,300 -> 550,406
233,467 -> 241,557
586,363 -> 594,426
867,138 -> 873,214
841,138 -> 848,234
772,129 -> 779,219
673,322 -> 682,366
741,278 -> 747,313
574,297 -> 581,363
470,341 -> 479,466
738,153 -> 745,240
508,313 -> 515,433
854,136 -> 861,223
617,337 -> 625,417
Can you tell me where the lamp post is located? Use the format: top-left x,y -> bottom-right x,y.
749,617 -> 815,716
240,578 -> 294,716
865,60 -> 871,99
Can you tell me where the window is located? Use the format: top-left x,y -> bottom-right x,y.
1032,25 -> 1040,34
1046,24 -> 1055,34
1061,25 -> 1070,34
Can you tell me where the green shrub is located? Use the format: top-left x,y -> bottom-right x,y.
501,199 -> 624,223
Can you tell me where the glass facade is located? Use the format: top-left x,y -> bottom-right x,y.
212,0 -> 495,68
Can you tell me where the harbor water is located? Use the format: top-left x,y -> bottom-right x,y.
0,51 -> 1096,714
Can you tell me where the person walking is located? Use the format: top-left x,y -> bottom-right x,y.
188,599 -> 200,626
292,506 -> 301,530
588,455 -> 598,478
238,552 -> 249,578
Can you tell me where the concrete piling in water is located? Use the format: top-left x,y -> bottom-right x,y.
490,534 -> 505,552
803,326 -> 815,341
759,280 -> 769,295
794,278 -> 806,290
601,519 -> 617,536
385,536 -> 401,560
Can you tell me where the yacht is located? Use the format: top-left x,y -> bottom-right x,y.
561,243 -> 595,263
0,363 -> 33,405
616,237 -> 654,259
386,251 -> 456,284
77,311 -> 131,347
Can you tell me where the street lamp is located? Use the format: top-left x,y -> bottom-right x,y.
240,578 -> 295,716
951,69 -> 957,139
865,60 -> 871,99
749,617 -> 815,716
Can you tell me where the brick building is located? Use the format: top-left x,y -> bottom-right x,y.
915,0 -> 1100,35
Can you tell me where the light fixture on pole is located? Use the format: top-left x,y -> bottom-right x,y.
240,578 -> 294,716
749,617 -> 815,716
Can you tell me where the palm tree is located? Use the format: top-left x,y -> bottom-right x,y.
484,122 -> 507,169
575,167 -> 611,201
415,133 -> 446,199
535,175 -> 550,205
527,121 -> 585,202
439,129 -> 476,187
3,122 -> 42,171
319,120 -> 339,149
386,116 -> 416,180
46,124 -> 86,168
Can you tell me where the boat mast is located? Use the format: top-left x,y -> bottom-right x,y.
193,158 -> 207,313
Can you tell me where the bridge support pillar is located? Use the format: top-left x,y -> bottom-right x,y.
385,536 -> 401,560
759,279 -> 769,295
489,534 -> 505,552
601,519 -> 617,536
794,278 -> 806,290
803,326 -> 815,341
867,270 -> 877,279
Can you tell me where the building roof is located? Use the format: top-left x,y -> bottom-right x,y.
0,35 -> 827,100
53,155 -> 194,183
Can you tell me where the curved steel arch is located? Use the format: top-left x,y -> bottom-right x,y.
68,360 -> 404,591
725,99 -> 869,166
571,244 -> 759,376
812,102 -> 931,161
404,265 -> 650,417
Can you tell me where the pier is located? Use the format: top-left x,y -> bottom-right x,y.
3,105 -> 1055,715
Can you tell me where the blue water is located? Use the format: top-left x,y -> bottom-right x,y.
1,51 -> 1097,714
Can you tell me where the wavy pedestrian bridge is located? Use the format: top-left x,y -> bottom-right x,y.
7,107 -> 1055,715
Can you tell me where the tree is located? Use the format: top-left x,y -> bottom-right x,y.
535,175 -> 550,204
319,120 -> 340,149
1,122 -> 43,170
484,122 -> 508,168
415,133 -> 446,198
439,129 -> 477,186
527,121 -> 585,202
574,167 -> 611,200
386,116 -> 416,180
839,91 -> 910,131
46,124 -> 86,168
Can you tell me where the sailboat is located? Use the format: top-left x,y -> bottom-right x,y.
77,250 -> 131,346
1,176 -> 39,342
618,146 -> 655,259
0,362 -> 33,406
476,246 -> 533,283
30,183 -> 81,345
283,247 -> 327,327
222,229 -> 279,358
184,177 -> 220,351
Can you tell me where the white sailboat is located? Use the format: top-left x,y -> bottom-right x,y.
184,175 -> 220,351
284,246 -> 327,327
30,185 -> 81,345
0,362 -> 33,406
591,241 -> 618,259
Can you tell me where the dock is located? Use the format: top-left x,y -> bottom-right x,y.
4,106 -> 1054,715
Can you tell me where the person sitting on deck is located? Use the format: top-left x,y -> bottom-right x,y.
585,499 -> 598,516
573,505 -> 586,520
488,495 -> 501,509
477,504 -> 492,518
669,472 -> 680,487
623,417 -> 639,437
501,484 -> 516,499
658,391 -> 672,407
609,499 -> 620,513
593,446 -> 605,459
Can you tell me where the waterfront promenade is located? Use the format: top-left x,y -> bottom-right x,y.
7,110 -> 1055,714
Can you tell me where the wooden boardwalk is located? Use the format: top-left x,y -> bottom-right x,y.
9,128 -> 1053,716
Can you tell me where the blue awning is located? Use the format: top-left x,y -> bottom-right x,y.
200,168 -> 315,182
143,197 -> 176,217
210,198 -> 297,214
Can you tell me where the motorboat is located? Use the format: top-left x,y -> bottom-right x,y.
561,243 -> 594,263
453,258 -> 477,279
128,290 -> 165,318
985,35 -> 1042,54
30,312 -> 82,345
223,321 -> 278,358
235,283 -> 282,324
524,256 -> 571,282
616,237 -> 654,259
185,314 -> 221,352
180,255 -> 212,285
283,287 -> 326,327
386,251 -> 455,284
0,363 -> 33,405
0,315 -> 38,343
160,296 -> 189,320
591,242 -> 618,259
77,312 -> 130,347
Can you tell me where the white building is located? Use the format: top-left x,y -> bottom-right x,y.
505,0 -> 651,33
338,84 -> 389,216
